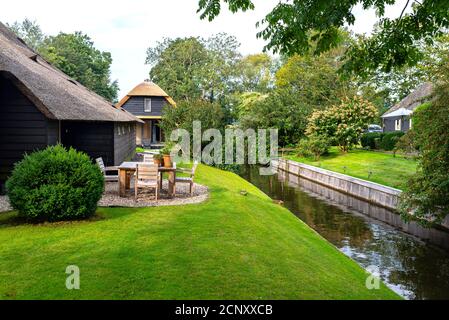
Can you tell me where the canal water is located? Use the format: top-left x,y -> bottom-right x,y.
239,165 -> 449,300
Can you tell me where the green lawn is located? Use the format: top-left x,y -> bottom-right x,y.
0,165 -> 399,299
286,147 -> 417,189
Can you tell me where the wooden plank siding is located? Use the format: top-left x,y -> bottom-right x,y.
61,121 -> 115,166
121,96 -> 167,117
114,122 -> 136,166
0,75 -> 54,190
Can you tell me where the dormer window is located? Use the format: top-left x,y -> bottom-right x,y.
144,98 -> 152,112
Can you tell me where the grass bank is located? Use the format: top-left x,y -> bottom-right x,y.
0,165 -> 399,299
286,147 -> 417,189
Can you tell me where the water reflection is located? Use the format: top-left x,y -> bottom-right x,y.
239,166 -> 449,300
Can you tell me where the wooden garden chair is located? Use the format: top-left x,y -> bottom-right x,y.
96,158 -> 119,182
175,161 -> 198,196
135,163 -> 160,200
143,154 -> 154,163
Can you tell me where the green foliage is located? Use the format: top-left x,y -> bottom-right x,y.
394,130 -> 418,157
235,53 -> 274,93
306,96 -> 378,152
197,0 -> 449,74
297,135 -> 331,160
400,59 -> 449,224
160,141 -> 176,156
8,20 -> 119,102
40,32 -> 119,102
361,132 -> 383,150
7,18 -> 44,51
6,145 -> 104,222
379,132 -> 405,151
146,34 -> 241,102
238,88 -> 313,146
161,99 -> 226,139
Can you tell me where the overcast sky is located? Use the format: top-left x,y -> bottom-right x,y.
2,0 -> 408,98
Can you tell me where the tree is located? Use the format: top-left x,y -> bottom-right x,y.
146,34 -> 241,102
356,33 -> 449,107
238,88 -> 313,147
399,57 -> 449,225
306,96 -> 378,152
7,19 -> 44,51
235,53 -> 274,93
40,32 -> 119,102
8,20 -> 119,102
197,0 -> 449,74
160,99 -> 226,139
275,43 -> 354,112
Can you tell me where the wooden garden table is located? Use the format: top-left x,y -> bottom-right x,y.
118,161 -> 176,198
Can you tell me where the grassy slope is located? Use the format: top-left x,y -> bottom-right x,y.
0,165 -> 399,299
286,147 -> 417,189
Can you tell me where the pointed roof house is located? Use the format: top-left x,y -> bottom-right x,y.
117,80 -> 176,109
117,80 -> 176,147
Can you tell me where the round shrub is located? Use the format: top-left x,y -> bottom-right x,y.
6,145 -> 104,222
361,132 -> 383,150
379,132 -> 405,151
297,135 -> 331,160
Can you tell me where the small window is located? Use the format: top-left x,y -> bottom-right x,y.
395,119 -> 402,131
144,98 -> 152,112
409,118 -> 412,129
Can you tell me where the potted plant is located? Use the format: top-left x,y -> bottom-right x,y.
160,142 -> 174,167
153,153 -> 162,167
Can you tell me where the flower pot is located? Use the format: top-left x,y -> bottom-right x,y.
154,158 -> 161,167
163,155 -> 172,167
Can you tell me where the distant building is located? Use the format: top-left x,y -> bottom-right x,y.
381,83 -> 433,132
0,22 -> 140,192
117,80 -> 176,147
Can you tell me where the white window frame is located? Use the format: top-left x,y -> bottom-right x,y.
144,98 -> 152,113
395,119 -> 402,131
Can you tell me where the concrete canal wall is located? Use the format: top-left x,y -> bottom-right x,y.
273,158 -> 449,229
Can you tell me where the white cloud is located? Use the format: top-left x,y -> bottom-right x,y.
1,0 -> 406,98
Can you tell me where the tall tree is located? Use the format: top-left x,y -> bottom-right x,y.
146,34 -> 241,102
40,32 -> 119,102
7,18 -> 44,51
8,20 -> 119,102
399,56 -> 449,225
235,53 -> 274,93
197,0 -> 449,74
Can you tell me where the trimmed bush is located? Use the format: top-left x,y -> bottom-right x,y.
379,132 -> 405,151
6,145 -> 104,222
297,135 -> 331,160
361,132 -> 383,150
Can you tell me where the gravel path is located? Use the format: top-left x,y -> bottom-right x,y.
0,196 -> 12,213
0,180 -> 209,212
99,179 -> 209,207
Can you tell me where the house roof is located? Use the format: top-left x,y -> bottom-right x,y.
0,22 -> 140,123
116,80 -> 176,108
381,107 -> 413,118
382,82 -> 433,117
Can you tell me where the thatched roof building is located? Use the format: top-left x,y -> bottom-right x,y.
0,21 -> 140,191
117,80 -> 176,147
381,82 -> 433,132
0,22 -> 138,122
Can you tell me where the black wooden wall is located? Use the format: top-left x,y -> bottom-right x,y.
114,122 -> 136,165
61,121 -> 115,166
121,96 -> 167,117
0,74 -> 52,191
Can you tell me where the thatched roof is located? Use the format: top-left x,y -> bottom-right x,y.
0,22 -> 140,123
116,80 -> 176,108
383,82 -> 433,117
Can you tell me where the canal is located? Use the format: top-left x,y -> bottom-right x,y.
239,165 -> 449,300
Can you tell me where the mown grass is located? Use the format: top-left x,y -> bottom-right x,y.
286,147 -> 417,189
0,165 -> 400,299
